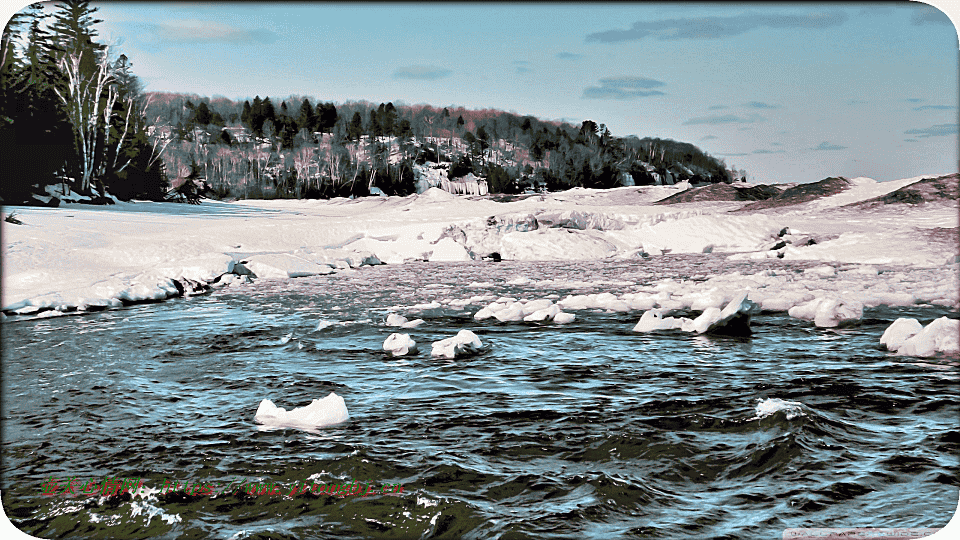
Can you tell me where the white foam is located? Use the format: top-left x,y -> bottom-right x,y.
754,398 -> 804,420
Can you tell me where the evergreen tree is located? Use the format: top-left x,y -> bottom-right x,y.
240,100 -> 252,126
297,98 -> 315,133
347,111 -> 363,141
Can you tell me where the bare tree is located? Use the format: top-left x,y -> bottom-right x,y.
54,47 -> 116,192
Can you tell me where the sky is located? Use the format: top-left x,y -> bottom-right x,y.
4,1 -> 959,184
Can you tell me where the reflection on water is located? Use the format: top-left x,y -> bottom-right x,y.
2,256 -> 958,539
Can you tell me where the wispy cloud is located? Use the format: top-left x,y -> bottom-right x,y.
513,60 -> 533,74
847,99 -> 868,105
904,124 -> 958,138
128,19 -> 278,46
582,76 -> 666,99
912,6 -> 952,25
393,65 -> 453,80
752,148 -> 785,154
904,98 -> 924,103
556,51 -> 581,60
708,105 -> 728,110
683,113 -> 763,125
700,135 -> 718,140
812,141 -> 846,150
904,138 -> 918,143
586,11 -> 848,43
717,152 -> 750,157
744,101 -> 778,109
913,105 -> 956,111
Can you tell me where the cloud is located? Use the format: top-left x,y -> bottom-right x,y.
683,113 -> 763,125
393,65 -> 453,80
904,138 -> 918,143
582,76 -> 666,99
586,10 -> 848,43
708,105 -> 728,110
904,124 -> 958,138
556,51 -> 581,60
812,141 -> 846,150
516,67 -> 533,74
912,6 -> 952,25
913,105 -> 956,111
904,98 -> 924,103
744,101 -> 778,109
752,148 -> 785,154
130,19 -> 278,46
847,99 -> 868,105
771,141 -> 782,146
700,135 -> 718,140
717,152 -> 750,157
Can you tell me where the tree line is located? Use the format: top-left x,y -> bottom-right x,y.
1,1 -> 166,204
148,92 -> 739,201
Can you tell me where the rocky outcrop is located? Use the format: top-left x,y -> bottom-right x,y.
737,177 -> 851,212
846,173 -> 959,209
655,183 -> 782,204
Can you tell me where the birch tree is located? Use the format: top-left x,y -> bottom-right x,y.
54,47 -> 115,192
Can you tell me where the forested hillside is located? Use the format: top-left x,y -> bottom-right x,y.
1,1 -> 740,206
145,93 -> 741,200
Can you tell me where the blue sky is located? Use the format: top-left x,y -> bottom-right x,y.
7,2 -> 959,184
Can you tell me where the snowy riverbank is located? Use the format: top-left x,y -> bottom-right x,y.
3,175 -> 958,327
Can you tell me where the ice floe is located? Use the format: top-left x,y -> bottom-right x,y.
431,329 -> 484,359
896,317 -> 960,357
880,318 -> 924,352
255,393 -> 349,429
383,333 -> 418,356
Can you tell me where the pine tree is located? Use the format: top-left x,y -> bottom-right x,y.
297,98 -> 315,133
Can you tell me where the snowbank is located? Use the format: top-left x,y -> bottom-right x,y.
255,393 -> 349,429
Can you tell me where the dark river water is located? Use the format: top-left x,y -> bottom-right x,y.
2,256 -> 957,539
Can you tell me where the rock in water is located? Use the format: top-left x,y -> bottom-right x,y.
383,333 -> 418,356
431,329 -> 484,359
255,393 -> 349,429
880,318 -> 924,352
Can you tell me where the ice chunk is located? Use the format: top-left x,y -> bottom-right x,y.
383,333 -> 418,356
523,304 -> 560,322
898,317 -> 960,357
401,318 -> 425,328
243,254 -> 334,279
553,312 -> 576,324
429,237 -> 472,262
813,297 -> 863,328
633,310 -> 684,332
880,318 -> 923,352
431,329 -> 484,359
386,313 -> 408,327
754,398 -> 804,420
788,298 -> 824,321
693,292 -> 756,334
255,393 -> 349,429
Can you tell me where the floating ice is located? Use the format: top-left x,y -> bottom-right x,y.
431,329 -> 484,359
898,317 -> 960,357
316,319 -> 335,331
812,297 -> 863,328
383,333 -> 418,356
754,398 -> 804,420
880,318 -> 924,352
386,313 -> 408,327
242,254 -> 335,279
255,392 -> 349,429
632,310 -> 686,332
552,312 -> 576,324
